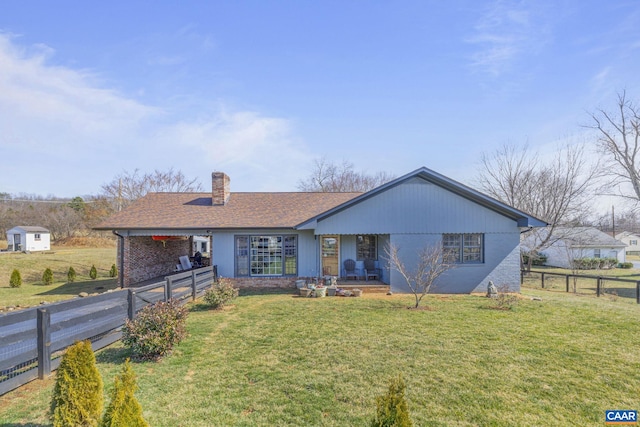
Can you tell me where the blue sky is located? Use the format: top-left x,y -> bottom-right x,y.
2,1 -> 640,201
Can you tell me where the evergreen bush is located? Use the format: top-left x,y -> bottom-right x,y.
67,266 -> 77,283
43,268 -> 54,286
618,262 -> 634,269
100,359 -> 149,427
109,264 -> 118,278
10,269 -> 22,288
203,278 -> 239,309
371,375 -> 413,427
90,265 -> 98,280
50,340 -> 104,427
122,299 -> 188,361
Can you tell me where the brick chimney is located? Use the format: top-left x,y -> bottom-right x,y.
212,172 -> 230,206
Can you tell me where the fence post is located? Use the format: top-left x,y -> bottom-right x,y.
37,308 -> 51,379
596,277 -> 601,297
566,275 -> 570,293
191,270 -> 197,301
520,269 -> 524,284
128,289 -> 136,320
165,278 -> 173,301
637,281 -> 640,304
541,272 -> 545,289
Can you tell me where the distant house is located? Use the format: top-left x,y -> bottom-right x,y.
615,231 -> 640,255
523,226 -> 626,269
95,167 -> 546,293
6,226 -> 51,252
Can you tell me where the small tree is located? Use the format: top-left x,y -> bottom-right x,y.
101,359 -> 149,427
43,268 -> 54,286
90,265 -> 98,280
371,375 -> 413,427
109,264 -> 118,278
10,269 -> 22,288
385,242 -> 455,308
67,266 -> 77,283
50,340 -> 104,427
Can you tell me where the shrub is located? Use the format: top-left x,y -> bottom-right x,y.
573,257 -> 619,270
203,278 -> 239,309
90,265 -> 98,280
10,269 -> 22,288
109,264 -> 118,278
371,375 -> 413,427
67,266 -> 77,283
618,262 -> 633,269
122,299 -> 188,361
521,252 -> 547,266
42,268 -> 54,286
50,340 -> 104,427
101,359 -> 149,427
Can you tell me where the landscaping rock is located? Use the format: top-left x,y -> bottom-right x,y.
78,292 -> 89,298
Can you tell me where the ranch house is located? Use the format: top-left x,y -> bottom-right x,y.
95,167 -> 546,293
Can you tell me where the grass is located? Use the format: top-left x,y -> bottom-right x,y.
1,289 -> 639,426
0,244 -> 119,308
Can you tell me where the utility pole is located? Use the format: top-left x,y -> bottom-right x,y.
612,205 -> 616,238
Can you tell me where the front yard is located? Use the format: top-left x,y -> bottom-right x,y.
1,289 -> 639,426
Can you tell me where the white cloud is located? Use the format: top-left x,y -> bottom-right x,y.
467,1 -> 550,77
0,34 -> 311,196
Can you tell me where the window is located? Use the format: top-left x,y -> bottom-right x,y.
631,240 -> 638,246
34,233 -> 41,241
356,235 -> 377,260
442,233 -> 484,263
235,235 -> 297,277
594,249 -> 601,258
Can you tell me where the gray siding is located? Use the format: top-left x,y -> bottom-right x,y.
314,177 -> 517,235
389,232 -> 521,293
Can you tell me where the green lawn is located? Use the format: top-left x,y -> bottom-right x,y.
1,289 -> 639,426
0,246 -> 119,308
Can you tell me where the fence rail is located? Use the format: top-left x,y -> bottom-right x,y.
521,269 -> 640,304
0,265 -> 217,396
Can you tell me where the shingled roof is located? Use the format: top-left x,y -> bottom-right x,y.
94,191 -> 361,231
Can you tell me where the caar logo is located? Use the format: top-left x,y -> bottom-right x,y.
606,410 -> 637,424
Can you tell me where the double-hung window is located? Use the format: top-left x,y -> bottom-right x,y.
356,235 -> 377,260
235,235 -> 297,277
442,233 -> 484,264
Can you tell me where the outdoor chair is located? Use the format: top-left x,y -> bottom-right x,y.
343,259 -> 359,280
363,259 -> 380,281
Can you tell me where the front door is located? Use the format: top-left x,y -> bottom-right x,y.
321,236 -> 339,276
13,234 -> 21,251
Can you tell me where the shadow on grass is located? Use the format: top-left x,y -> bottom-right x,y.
238,288 -> 295,297
95,346 -> 131,365
35,278 -> 118,297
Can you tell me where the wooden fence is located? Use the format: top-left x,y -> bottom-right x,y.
0,265 -> 217,396
522,269 -> 640,304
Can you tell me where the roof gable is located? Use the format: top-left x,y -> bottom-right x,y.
297,167 -> 547,229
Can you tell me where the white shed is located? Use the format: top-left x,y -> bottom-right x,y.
6,226 -> 51,252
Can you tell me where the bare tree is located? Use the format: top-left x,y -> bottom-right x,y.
100,168 -> 203,211
476,143 -> 597,269
385,242 -> 455,308
297,158 -> 395,192
589,91 -> 640,202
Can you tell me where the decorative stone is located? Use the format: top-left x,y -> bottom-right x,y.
486,281 -> 498,298
78,292 -> 89,298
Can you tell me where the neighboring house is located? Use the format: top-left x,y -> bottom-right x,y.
615,231 -> 640,255
5,226 -> 51,252
522,226 -> 626,269
95,168 -> 546,293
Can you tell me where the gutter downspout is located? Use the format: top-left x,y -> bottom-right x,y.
112,231 -> 125,289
